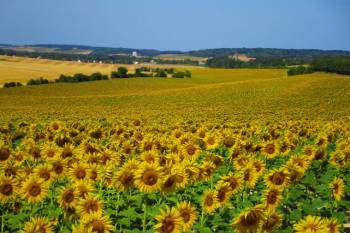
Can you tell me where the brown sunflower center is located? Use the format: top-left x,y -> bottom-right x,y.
243,211 -> 259,226
144,142 -> 153,151
0,147 -> 10,161
85,200 -> 99,212
186,145 -> 196,156
205,196 -> 214,206
207,137 -> 215,146
164,176 -> 176,189
91,220 -> 105,233
54,164 -> 64,174
40,171 -> 51,181
181,210 -> 191,223
267,191 -> 278,204
63,190 -> 75,203
0,183 -> 13,196
75,168 -> 87,179
271,172 -> 285,185
90,171 -> 98,180
161,218 -> 175,233
120,173 -> 134,185
217,189 -> 227,202
223,137 -> 235,148
142,170 -> 158,185
264,144 -> 275,154
29,184 -> 41,197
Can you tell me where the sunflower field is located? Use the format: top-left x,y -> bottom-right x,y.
0,118 -> 349,233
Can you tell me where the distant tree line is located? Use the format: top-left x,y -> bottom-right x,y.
206,56 -> 309,68
111,67 -> 191,78
287,57 -> 350,76
2,67 -> 191,88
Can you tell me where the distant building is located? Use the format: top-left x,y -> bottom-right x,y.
132,51 -> 138,57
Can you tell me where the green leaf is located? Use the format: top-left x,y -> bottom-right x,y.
119,207 -> 137,218
118,217 -> 131,227
289,209 -> 302,221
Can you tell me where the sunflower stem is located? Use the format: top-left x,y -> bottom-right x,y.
1,212 -> 4,233
142,203 -> 147,232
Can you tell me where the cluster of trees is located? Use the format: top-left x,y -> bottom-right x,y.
206,56 -> 305,68
287,66 -> 314,76
56,72 -> 109,83
111,67 -> 191,78
3,82 -> 23,88
27,77 -> 50,85
287,57 -> 350,76
311,57 -> 350,75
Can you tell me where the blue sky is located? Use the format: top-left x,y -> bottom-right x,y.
0,0 -> 349,51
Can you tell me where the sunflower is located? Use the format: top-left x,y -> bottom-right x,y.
181,143 -> 200,160
324,218 -> 341,233
34,165 -> 53,183
261,141 -> 280,159
199,161 -> 216,182
232,154 -> 251,171
204,133 -> 219,150
262,187 -> 282,210
68,163 -> 90,182
50,160 -> 67,180
204,154 -> 224,167
140,150 -> 158,164
21,177 -> 48,203
0,176 -> 17,202
287,155 -> 310,172
215,182 -> 232,207
285,164 -> 305,183
77,193 -> 104,218
87,164 -> 100,182
231,205 -> 265,233
294,215 -> 327,233
222,135 -> 236,148
114,167 -> 135,191
265,168 -> 290,190
202,189 -> 219,214
330,177 -> 344,201
251,159 -> 266,177
217,173 -> 242,194
241,166 -> 259,189
59,186 -> 78,210
176,201 -> 198,231
260,210 -> 282,233
20,216 -> 55,233
183,161 -> 200,182
41,143 -> 59,161
134,162 -> 163,193
154,206 -> 183,233
73,180 -> 94,199
80,212 -> 114,233
161,169 -> 187,193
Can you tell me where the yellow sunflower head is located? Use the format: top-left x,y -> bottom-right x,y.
154,206 -> 183,233
176,201 -> 197,231
294,215 -> 328,233
231,205 -> 265,233
330,177 -> 344,201
21,177 -> 48,203
202,189 -> 219,214
134,162 -> 163,193
20,216 -> 55,233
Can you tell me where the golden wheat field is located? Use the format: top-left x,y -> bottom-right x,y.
0,58 -> 350,233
